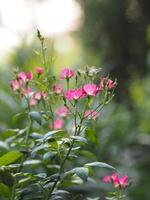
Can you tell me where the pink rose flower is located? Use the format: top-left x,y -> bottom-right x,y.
53,84 -> 64,94
60,68 -> 75,79
103,173 -> 129,190
66,88 -> 83,101
10,80 -> 20,91
55,106 -> 69,117
83,83 -> 98,96
36,67 -> 44,75
18,71 -> 33,83
25,72 -> 33,81
49,119 -> 64,130
84,109 -> 100,120
18,72 -> 27,83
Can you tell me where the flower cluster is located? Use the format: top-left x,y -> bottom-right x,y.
49,67 -> 116,130
103,173 -> 129,190
10,67 -> 45,106
10,67 -> 117,131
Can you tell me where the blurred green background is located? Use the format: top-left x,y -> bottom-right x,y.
0,0 -> 150,199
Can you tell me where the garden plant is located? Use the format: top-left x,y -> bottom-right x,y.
0,31 -> 130,200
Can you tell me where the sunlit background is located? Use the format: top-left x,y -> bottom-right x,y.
0,0 -> 82,63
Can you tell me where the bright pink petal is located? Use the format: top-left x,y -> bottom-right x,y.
60,68 -> 75,79
103,176 -> 111,183
83,83 -> 98,96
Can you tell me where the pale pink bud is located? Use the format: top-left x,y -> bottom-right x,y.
21,87 -> 32,97
84,109 -> 100,120
55,106 -> 69,117
30,97 -> 38,106
99,78 -> 117,91
10,80 -> 20,91
108,79 -> 117,90
41,92 -> 48,99
60,68 -> 75,79
53,84 -> 64,94
83,83 -> 98,96
36,67 -> 44,74
34,92 -> 42,100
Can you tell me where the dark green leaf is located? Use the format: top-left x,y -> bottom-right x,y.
29,111 -> 42,125
0,183 -> 11,199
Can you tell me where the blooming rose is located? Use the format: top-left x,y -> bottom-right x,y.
60,68 -> 75,79
83,83 -> 98,96
103,173 -> 129,190
66,88 -> 83,101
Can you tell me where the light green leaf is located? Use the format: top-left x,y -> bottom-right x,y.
70,136 -> 88,144
21,97 -> 28,109
0,151 -> 22,166
1,129 -> 19,139
39,130 -> 63,142
85,162 -> 116,171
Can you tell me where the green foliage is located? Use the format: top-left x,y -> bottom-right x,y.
0,151 -> 22,166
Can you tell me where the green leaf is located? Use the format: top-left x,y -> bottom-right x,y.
0,183 -> 11,199
65,167 -> 89,182
74,167 -> 89,181
43,151 -> 57,160
0,151 -> 23,166
29,111 -> 42,125
39,130 -> 63,142
35,81 -> 47,91
85,129 -> 99,145
85,162 -> 116,171
70,136 -> 88,144
21,97 -> 28,109
49,138 -> 58,151
1,129 -> 19,139
12,112 -> 27,125
0,141 -> 9,152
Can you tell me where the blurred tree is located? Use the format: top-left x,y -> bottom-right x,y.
79,0 -> 150,101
